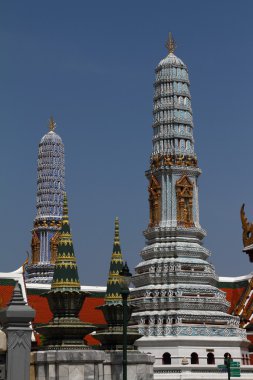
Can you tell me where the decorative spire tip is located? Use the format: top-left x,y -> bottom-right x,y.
49,116 -> 56,132
166,32 -> 176,54
63,192 -> 68,217
114,217 -> 120,242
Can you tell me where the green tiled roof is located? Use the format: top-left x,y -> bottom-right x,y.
51,193 -> 80,291
105,217 -> 124,305
218,280 -> 248,289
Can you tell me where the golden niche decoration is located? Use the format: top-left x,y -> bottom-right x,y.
148,175 -> 161,227
50,231 -> 61,264
31,231 -> 40,264
176,175 -> 194,227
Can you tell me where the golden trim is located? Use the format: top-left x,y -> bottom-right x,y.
51,279 -> 80,288
31,231 -> 40,264
151,154 -> 198,169
50,231 -> 60,264
105,292 -> 123,302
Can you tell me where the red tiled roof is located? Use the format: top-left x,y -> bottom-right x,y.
220,287 -> 246,313
26,291 -> 106,346
0,281 -> 105,347
81,297 -> 106,325
0,285 -> 14,308
27,294 -> 53,324
1,280 -> 253,351
26,293 -> 106,326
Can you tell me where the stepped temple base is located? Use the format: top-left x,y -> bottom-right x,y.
30,350 -> 155,380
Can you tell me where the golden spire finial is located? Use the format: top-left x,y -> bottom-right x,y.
166,32 -> 176,54
114,217 -> 120,244
49,116 -> 56,131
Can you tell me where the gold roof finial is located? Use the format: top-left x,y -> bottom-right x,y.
49,116 -> 56,131
114,216 -> 120,244
166,32 -> 176,54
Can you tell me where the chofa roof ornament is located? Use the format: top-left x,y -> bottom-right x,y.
240,203 -> 253,262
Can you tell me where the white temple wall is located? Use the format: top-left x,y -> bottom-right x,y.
136,336 -> 249,366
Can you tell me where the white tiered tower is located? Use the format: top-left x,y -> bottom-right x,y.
26,117 -> 65,283
131,35 -> 251,377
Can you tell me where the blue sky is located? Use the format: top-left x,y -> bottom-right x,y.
1,1 -> 253,285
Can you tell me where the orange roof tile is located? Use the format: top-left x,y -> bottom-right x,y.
0,285 -> 14,308
221,287 -> 246,313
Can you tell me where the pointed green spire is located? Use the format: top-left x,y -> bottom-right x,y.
105,217 -> 124,304
51,193 -> 80,291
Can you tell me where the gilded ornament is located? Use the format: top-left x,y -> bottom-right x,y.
50,231 -> 60,264
22,254 -> 29,273
164,154 -> 173,166
234,278 -> 253,326
176,154 -> 184,166
152,154 -> 198,169
148,175 -> 161,227
31,231 -> 40,264
166,32 -> 176,54
176,175 -> 194,228
240,204 -> 253,262
151,154 -> 162,169
48,116 -> 56,131
51,279 -> 80,289
241,204 -> 253,247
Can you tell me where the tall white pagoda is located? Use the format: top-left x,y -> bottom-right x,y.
130,34 -> 251,378
26,117 -> 65,283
